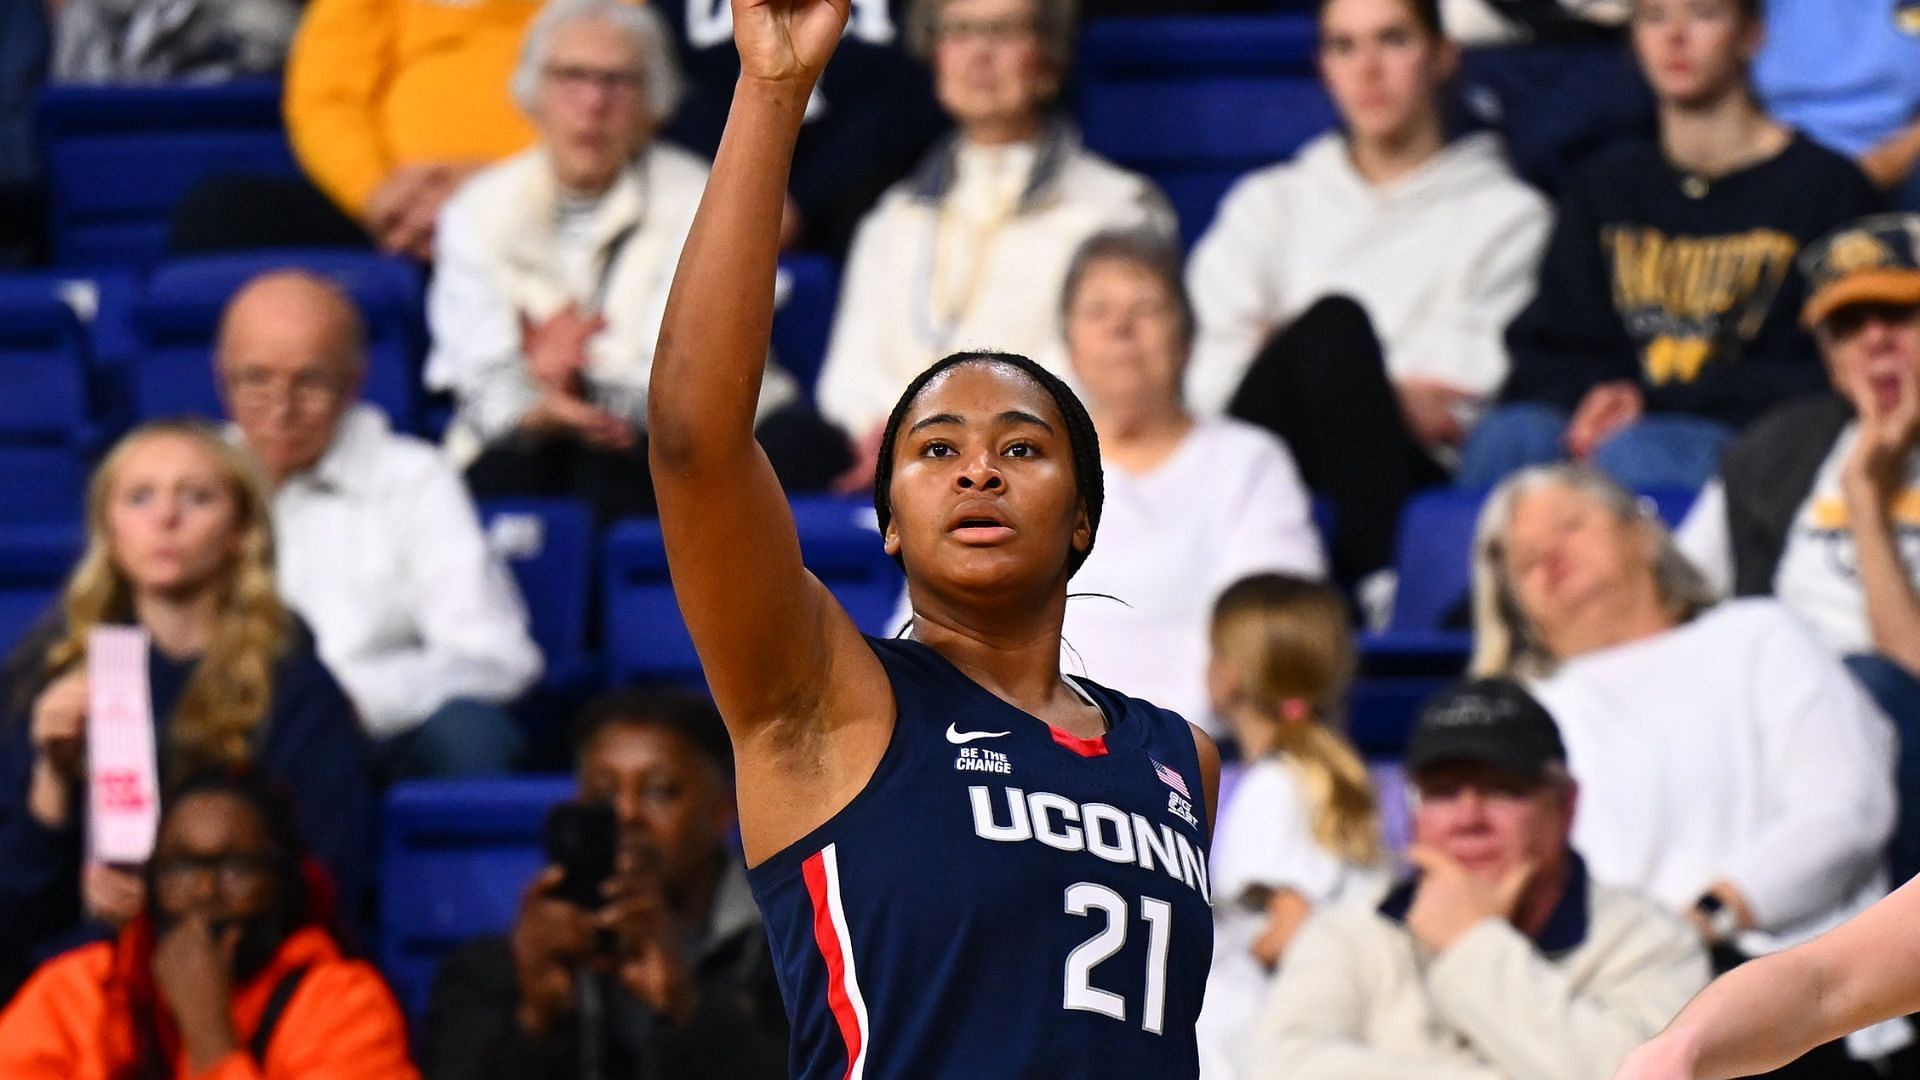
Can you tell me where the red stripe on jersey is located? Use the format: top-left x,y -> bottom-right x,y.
1050,727 -> 1109,758
802,850 -> 864,1079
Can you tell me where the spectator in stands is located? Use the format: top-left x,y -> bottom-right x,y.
52,0 -> 298,83
219,271 -> 542,776
1198,573 -> 1384,1080
421,689 -> 785,1080
1056,229 -> 1325,724
1756,0 -> 1920,213
1185,0 -> 1552,592
1444,0 -> 1654,194
0,0 -> 48,266
650,0 -> 947,257
0,422 -> 375,1005
172,0 -> 541,256
427,0 -> 844,522
1471,464 -> 1902,1075
1459,0 -> 1882,494
1678,213 -> 1920,885
1245,677 -> 1710,1079
0,768 -> 417,1079
816,0 -> 1175,487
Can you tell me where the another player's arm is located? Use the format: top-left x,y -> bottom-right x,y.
1617,877 -> 1920,1079
647,0 -> 885,745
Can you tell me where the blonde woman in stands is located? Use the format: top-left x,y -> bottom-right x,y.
0,422 -> 374,1004
1471,463 -> 1902,1077
1196,573 -> 1384,1079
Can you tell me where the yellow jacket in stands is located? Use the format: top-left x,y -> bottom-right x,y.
284,0 -> 541,216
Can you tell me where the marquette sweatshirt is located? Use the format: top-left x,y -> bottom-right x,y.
1500,134 -> 1879,427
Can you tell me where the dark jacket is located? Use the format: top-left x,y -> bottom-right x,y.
1501,135 -> 1877,428
0,616 -> 376,1001
422,862 -> 788,1080
1715,393 -> 1857,596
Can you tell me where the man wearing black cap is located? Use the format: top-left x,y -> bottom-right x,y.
1243,679 -> 1710,1080
1678,212 -> 1920,883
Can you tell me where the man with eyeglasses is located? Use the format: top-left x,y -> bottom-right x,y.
218,270 -> 542,778
0,768 -> 418,1078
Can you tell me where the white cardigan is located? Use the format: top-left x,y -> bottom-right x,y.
427,143 -> 799,465
816,123 -> 1175,438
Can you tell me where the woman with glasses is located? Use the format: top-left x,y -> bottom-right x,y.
816,0 -> 1176,492
0,768 -> 415,1079
426,0 -> 844,523
0,422 -> 375,1006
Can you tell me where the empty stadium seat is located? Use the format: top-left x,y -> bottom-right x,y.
0,525 -> 83,661
773,255 -> 842,399
38,80 -> 298,269
603,496 -> 904,686
1076,16 -> 1337,241
379,776 -> 574,1016
0,279 -> 94,525
131,250 -> 425,430
482,498 -> 597,689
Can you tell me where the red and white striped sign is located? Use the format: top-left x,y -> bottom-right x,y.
87,627 -> 159,865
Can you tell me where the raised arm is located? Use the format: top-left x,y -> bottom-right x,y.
1615,876 -> 1920,1080
646,0 -> 890,834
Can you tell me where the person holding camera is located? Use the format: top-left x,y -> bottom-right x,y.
420,690 -> 786,1080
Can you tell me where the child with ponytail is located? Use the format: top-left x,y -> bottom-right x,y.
1196,573 -> 1384,1079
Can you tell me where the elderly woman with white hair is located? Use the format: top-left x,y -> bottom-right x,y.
426,0 -> 846,521
1470,463 -> 1904,1076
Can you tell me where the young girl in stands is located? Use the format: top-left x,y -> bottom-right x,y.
0,421 -> 374,1004
1463,0 -> 1882,493
1196,573 -> 1384,1079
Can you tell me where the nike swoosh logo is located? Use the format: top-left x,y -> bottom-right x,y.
946,723 -> 1011,744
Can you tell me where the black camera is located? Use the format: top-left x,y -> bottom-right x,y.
544,801 -> 619,910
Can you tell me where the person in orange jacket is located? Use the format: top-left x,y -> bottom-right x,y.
0,767 -> 418,1080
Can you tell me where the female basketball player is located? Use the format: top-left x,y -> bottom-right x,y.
645,1 -> 1220,1077
1614,875 -> 1920,1078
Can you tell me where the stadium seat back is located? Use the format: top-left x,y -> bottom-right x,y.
772,255 -> 842,400
0,525 -> 85,661
380,777 -> 575,1016
482,498 -> 594,683
132,251 -> 424,429
39,81 -> 299,269
1077,16 -> 1337,241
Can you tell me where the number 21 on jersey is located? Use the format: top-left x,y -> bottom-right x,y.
1063,883 -> 1173,1034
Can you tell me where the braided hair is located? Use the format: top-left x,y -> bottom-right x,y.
872,351 -> 1104,578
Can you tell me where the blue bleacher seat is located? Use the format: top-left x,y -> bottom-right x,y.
131,250 -> 425,430
481,498 -> 598,689
1076,16 -> 1338,242
603,496 -> 904,686
0,280 -> 94,525
39,80 -> 298,269
0,525 -> 84,661
773,254 -> 842,400
379,777 -> 574,1016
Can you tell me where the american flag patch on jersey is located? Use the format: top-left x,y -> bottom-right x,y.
1153,759 -> 1189,798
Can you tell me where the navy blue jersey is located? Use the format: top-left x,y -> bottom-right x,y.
747,637 -> 1214,1079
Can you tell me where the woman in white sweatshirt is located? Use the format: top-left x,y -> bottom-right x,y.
1470,464 -> 1902,1076
1185,0 -> 1551,590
